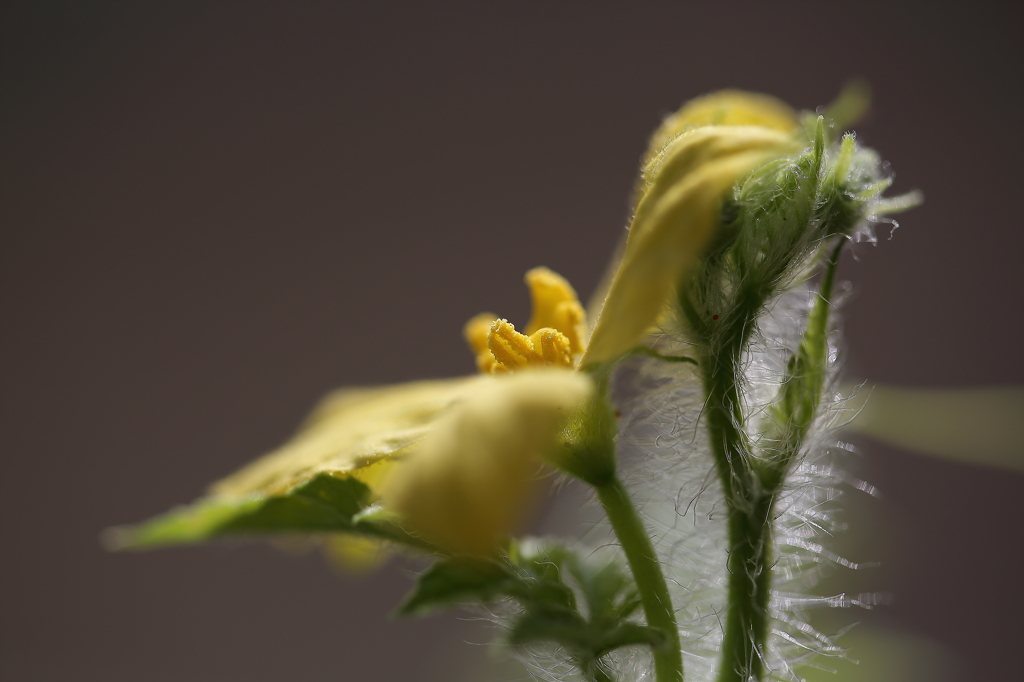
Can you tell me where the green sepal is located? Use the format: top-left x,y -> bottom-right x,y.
682,121 -> 828,343
551,367 -> 618,487
822,79 -> 871,134
106,473 -> 427,551
509,611 -> 665,656
395,556 -> 522,616
761,239 -> 843,489
813,134 -> 867,242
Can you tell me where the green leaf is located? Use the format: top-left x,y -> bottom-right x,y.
565,552 -> 640,623
398,541 -> 666,681
509,543 -> 664,663
509,613 -> 665,660
396,542 -> 584,619
507,609 -> 590,650
107,473 -> 379,549
510,541 -> 579,612
396,556 -> 520,617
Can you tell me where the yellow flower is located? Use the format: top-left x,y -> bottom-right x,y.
466,92 -> 798,369
583,124 -> 794,365
192,90 -> 801,557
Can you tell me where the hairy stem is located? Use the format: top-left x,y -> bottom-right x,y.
703,240 -> 844,681
596,476 -> 684,682
702,342 -> 772,682
720,491 -> 773,682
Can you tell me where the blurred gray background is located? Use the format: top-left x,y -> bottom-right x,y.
2,2 -> 1022,680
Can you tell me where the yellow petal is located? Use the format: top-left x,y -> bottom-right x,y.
323,534 -> 392,573
210,376 -> 489,498
464,312 -> 501,373
380,370 -> 594,555
523,267 -> 587,354
583,126 -> 793,366
644,90 -> 798,167
635,91 -> 797,208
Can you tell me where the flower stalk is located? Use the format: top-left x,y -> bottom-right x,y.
700,342 -> 773,682
596,475 -> 684,682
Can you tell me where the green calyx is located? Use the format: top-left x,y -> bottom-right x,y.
550,366 -> 619,487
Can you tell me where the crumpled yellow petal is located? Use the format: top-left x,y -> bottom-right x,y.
380,370 -> 594,555
210,375 -> 490,498
582,126 -> 794,366
464,312 -> 501,373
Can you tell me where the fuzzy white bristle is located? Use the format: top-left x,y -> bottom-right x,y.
583,282 -> 864,682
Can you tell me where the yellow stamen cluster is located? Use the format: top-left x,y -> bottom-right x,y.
464,267 -> 587,373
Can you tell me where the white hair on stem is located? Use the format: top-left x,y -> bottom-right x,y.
568,279 -> 871,682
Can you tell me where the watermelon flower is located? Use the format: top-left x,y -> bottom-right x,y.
111,89 -> 927,682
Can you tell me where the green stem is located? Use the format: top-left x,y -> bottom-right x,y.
702,346 -> 772,682
720,493 -> 773,682
702,242 -> 845,681
596,476 -> 684,682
